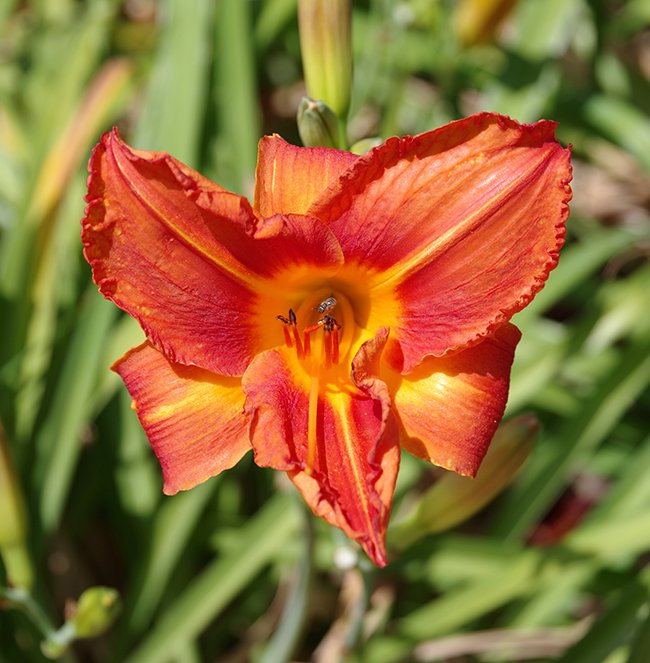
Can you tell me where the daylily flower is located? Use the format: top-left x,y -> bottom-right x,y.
82,113 -> 571,566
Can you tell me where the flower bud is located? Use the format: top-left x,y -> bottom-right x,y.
298,0 -> 352,119
454,0 -> 518,46
40,588 -> 121,659
0,426 -> 33,589
70,586 -> 121,638
297,97 -> 339,148
390,415 -> 538,550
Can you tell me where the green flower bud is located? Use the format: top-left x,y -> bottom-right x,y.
297,97 -> 339,148
298,0 -> 352,119
41,588 -> 120,659
390,415 -> 538,550
69,587 -> 121,639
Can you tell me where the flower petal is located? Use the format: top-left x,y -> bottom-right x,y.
113,342 -> 250,495
309,113 -> 571,372
83,129 -> 343,376
242,328 -> 399,566
389,323 -> 521,477
254,134 -> 357,217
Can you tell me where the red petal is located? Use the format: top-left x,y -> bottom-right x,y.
242,328 -> 399,566
390,323 -> 521,476
254,135 -> 357,217
83,130 -> 343,376
309,113 -> 571,372
113,342 -> 250,495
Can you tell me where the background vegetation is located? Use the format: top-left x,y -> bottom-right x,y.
1,0 -> 650,661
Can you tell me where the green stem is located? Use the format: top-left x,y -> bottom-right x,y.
336,114 -> 349,150
258,500 -> 314,663
41,622 -> 77,660
1,586 -> 57,638
345,564 -> 375,653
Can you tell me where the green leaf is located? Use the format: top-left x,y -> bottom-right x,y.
398,551 -> 540,640
34,289 -> 116,532
556,578 -> 649,663
493,335 -> 650,540
124,494 -> 299,663
584,96 -> 650,174
134,0 -> 213,167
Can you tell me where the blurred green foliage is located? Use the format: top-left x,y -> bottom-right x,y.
0,0 -> 649,661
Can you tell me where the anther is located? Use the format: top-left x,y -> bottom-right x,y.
278,299 -> 342,366
276,308 -> 304,357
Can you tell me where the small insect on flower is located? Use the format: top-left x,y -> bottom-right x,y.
316,296 -> 337,314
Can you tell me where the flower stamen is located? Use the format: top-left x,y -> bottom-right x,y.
276,309 -> 304,358
324,328 -> 332,368
331,326 -> 340,365
277,296 -> 343,371
303,314 -> 341,365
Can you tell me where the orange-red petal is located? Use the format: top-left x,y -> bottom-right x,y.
389,323 -> 521,477
113,342 -> 250,495
242,328 -> 399,566
309,113 -> 571,372
83,130 -> 344,376
254,134 -> 357,217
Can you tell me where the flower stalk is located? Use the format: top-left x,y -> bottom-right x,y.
297,0 -> 352,148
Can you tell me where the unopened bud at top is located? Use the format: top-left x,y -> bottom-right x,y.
298,0 -> 352,119
297,97 -> 339,148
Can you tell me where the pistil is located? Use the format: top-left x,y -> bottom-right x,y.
306,369 -> 320,474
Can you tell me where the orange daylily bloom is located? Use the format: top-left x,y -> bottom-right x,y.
82,113 -> 572,566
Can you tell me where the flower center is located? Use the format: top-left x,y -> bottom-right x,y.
276,288 -> 356,371
276,288 -> 357,474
